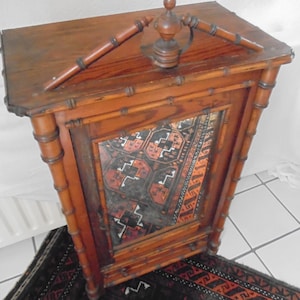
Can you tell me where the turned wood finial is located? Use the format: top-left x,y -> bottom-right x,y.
152,0 -> 182,68
164,0 -> 175,10
150,0 -> 263,68
157,0 -> 181,40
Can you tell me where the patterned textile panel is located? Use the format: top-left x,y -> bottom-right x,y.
98,112 -> 221,246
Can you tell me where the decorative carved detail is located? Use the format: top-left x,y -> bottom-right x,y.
254,102 -> 269,109
124,86 -> 136,97
54,183 -> 69,193
120,107 -> 129,115
189,242 -> 197,251
62,207 -> 75,216
223,67 -> 230,76
41,150 -> 64,165
258,80 -> 276,90
232,177 -> 241,183
238,155 -> 248,162
65,98 -> 77,109
175,75 -> 185,86
66,118 -> 84,128
166,96 -> 174,105
76,57 -> 87,70
74,245 -> 87,254
33,127 -> 59,143
121,268 -> 129,277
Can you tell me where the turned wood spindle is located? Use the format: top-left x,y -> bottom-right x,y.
152,0 -> 183,68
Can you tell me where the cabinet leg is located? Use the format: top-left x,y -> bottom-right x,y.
86,283 -> 103,300
208,239 -> 220,255
31,114 -> 102,299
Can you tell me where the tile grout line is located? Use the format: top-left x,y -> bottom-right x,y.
252,227 -> 300,252
232,248 -> 274,277
228,214 -> 276,277
224,216 -> 273,274
227,216 -> 253,251
252,252 -> 274,277
32,236 -> 38,254
0,236 -> 38,287
230,216 -> 300,276
0,274 -> 22,285
233,228 -> 300,274
229,176 -> 265,259
234,174 -> 278,197
254,173 -> 278,185
230,173 -> 299,278
232,174 -> 300,253
257,174 -> 300,226
234,183 -> 262,197
264,181 -> 300,225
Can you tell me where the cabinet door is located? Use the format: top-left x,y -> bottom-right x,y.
68,83 -> 254,286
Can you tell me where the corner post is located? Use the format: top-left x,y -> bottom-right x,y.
208,66 -> 280,254
31,113 -> 101,299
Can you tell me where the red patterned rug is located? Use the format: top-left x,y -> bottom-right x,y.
95,113 -> 221,248
5,226 -> 300,300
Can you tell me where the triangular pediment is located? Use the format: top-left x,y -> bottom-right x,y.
43,3 -> 263,91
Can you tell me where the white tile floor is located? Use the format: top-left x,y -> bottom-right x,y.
1,171 -> 300,299
219,171 -> 300,288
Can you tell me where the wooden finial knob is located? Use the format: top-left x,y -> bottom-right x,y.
152,0 -> 181,68
155,0 -> 181,40
164,0 -> 176,10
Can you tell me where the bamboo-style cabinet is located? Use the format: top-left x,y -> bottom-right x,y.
1,1 -> 292,299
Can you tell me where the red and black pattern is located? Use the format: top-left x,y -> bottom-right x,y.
98,113 -> 221,246
6,226 -> 300,300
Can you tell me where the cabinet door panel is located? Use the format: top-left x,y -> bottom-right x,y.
69,87 -> 249,276
95,112 -> 221,248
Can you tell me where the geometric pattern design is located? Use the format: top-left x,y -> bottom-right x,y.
98,112 -> 221,247
124,281 -> 151,296
6,227 -> 300,300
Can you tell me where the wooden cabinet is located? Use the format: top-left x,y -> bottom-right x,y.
1,1 -> 292,299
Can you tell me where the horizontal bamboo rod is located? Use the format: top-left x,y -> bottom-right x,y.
65,80 -> 254,128
182,14 -> 264,52
29,55 -> 292,117
44,16 -> 153,91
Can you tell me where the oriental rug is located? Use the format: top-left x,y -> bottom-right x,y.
5,226 -> 300,300
96,112 -> 221,247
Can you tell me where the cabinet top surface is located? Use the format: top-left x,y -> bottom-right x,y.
1,1 -> 292,116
